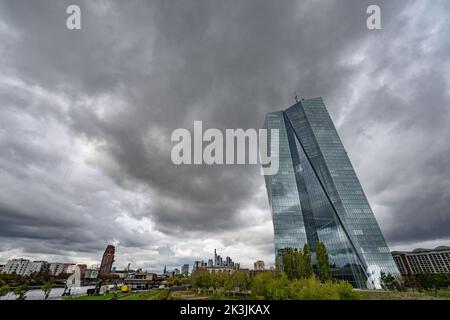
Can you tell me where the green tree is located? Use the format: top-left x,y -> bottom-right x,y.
251,272 -> 289,300
42,279 -> 53,300
316,241 -> 331,282
380,272 -> 393,290
332,281 -> 361,300
0,279 -> 10,298
190,270 -> 212,292
417,273 -> 450,291
230,271 -> 250,293
14,283 -> 28,300
282,248 -> 311,280
282,248 -> 295,280
303,244 -> 313,278
251,272 -> 274,299
211,272 -> 228,292
288,276 -> 360,300
294,249 -> 305,279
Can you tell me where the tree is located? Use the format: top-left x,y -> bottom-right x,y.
380,272 -> 394,290
251,272 -> 289,300
303,244 -> 313,278
316,241 -> 331,282
417,273 -> 450,291
251,272 -> 274,299
211,272 -> 228,292
230,271 -> 250,293
42,279 -> 54,300
14,283 -> 28,300
282,246 -> 317,280
282,248 -> 295,280
0,279 -> 10,299
294,249 -> 305,280
190,270 -> 212,292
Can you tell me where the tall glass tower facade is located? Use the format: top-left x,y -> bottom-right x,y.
264,97 -> 399,288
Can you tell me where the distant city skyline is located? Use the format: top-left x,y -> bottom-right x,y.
0,246 -> 252,275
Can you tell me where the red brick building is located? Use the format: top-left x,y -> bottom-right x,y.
99,245 -> 115,275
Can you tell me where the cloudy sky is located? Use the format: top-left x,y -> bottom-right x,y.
0,0 -> 449,272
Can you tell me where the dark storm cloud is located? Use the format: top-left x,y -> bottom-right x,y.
0,0 -> 449,268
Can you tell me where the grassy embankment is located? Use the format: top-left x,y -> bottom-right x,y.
67,290 -> 167,300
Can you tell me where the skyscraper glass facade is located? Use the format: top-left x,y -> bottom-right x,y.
264,97 -> 399,288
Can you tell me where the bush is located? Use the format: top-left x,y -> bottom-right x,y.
191,270 -> 212,290
252,273 -> 360,300
291,277 -> 339,300
331,281 -> 361,300
251,272 -> 289,300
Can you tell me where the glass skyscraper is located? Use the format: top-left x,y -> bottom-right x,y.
264,97 -> 399,288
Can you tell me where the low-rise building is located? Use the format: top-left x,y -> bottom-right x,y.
111,269 -> 131,279
2,259 -> 32,275
84,269 -> 99,279
240,268 -> 276,278
25,261 -> 48,275
203,266 -> 236,274
133,272 -> 157,281
65,264 -> 87,278
2,259 -> 49,276
49,263 -> 65,276
64,263 -> 76,274
254,260 -> 265,270
392,246 -> 450,275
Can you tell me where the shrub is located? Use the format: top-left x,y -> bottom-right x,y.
251,272 -> 289,300
332,281 -> 361,300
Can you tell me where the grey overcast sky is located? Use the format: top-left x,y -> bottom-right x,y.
0,0 -> 449,271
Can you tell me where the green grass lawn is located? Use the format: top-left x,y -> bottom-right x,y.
119,290 -> 164,300
67,289 -> 450,300
67,292 -> 124,300
67,290 -> 166,300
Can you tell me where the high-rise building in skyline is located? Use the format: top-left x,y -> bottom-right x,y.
99,244 -> 115,275
264,97 -> 399,288
181,264 -> 189,275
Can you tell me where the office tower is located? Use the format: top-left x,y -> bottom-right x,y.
264,97 -> 399,288
99,245 -> 115,275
